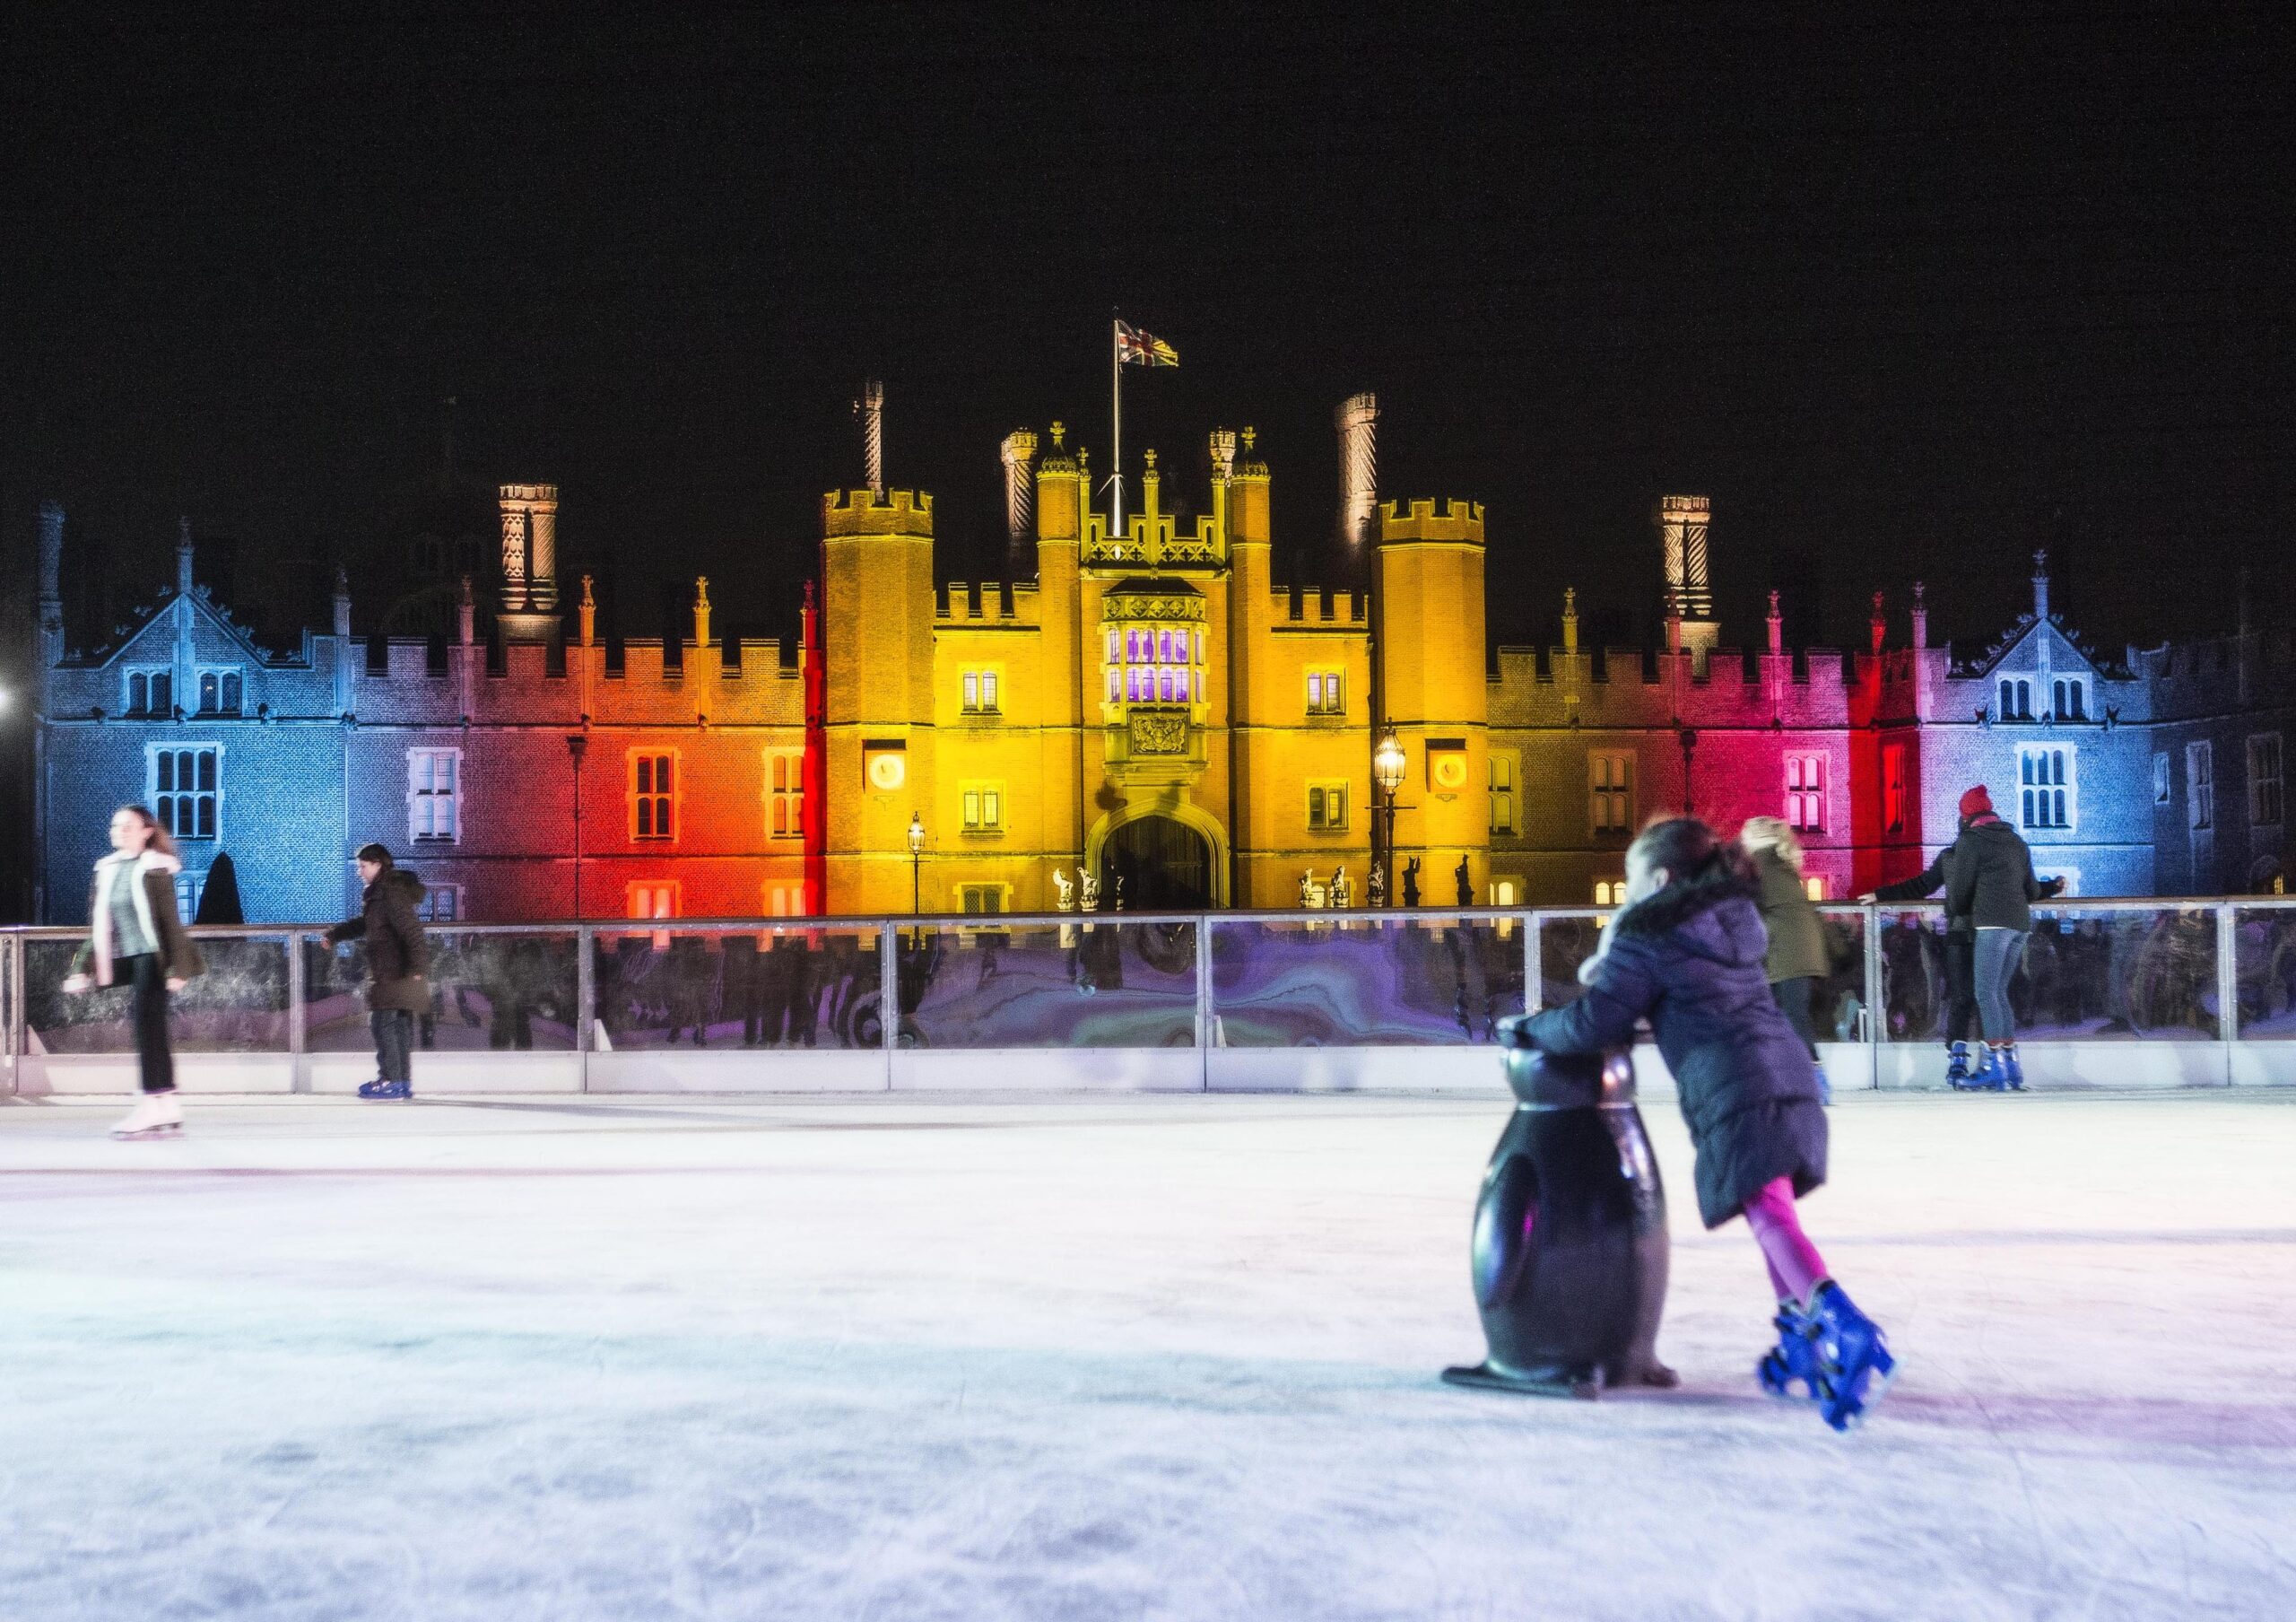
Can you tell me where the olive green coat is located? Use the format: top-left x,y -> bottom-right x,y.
1750,845 -> 1830,984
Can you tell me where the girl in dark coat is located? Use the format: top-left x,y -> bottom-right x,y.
63,805 -> 208,1138
1524,818 -> 1896,1430
325,843 -> 430,1099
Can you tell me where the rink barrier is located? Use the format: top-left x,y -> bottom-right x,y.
4,898 -> 2294,1096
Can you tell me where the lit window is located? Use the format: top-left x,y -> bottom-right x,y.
1883,744 -> 1908,835
2187,741 -> 2213,831
959,885 -> 1005,915
631,752 -> 677,842
416,885 -> 462,922
2153,752 -> 2170,806
2018,744 -> 2076,831
196,669 -> 243,715
763,881 -> 805,917
627,881 -> 677,948
765,749 -> 804,840
1804,876 -> 1826,901
1489,754 -> 1518,835
961,782 -> 1004,833
961,669 -> 1000,714
1307,670 -> 1344,716
2249,734 -> 2283,827
1590,752 -> 1634,834
1111,617 -> 1202,707
149,745 -> 220,841
1489,879 -> 1518,907
407,748 -> 460,843
1594,878 -> 1626,905
1785,753 -> 1825,832
174,870 -> 204,919
1307,781 -> 1349,832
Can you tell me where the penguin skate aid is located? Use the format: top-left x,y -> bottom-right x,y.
1448,817 -> 1896,1431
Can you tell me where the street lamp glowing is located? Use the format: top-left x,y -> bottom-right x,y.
908,813 -> 926,857
1373,730 -> 1406,795
908,812 -> 926,919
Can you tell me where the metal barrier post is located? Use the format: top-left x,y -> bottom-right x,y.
1524,911 -> 1544,1014
2217,903 -> 2239,1086
287,931 -> 308,1094
879,921 -> 899,1086
1196,915 -> 1215,1086
577,925 -> 595,1093
1864,903 -> 1883,1092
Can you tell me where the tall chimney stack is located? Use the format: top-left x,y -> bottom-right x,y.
1335,393 -> 1378,554
1000,429 -> 1038,554
1657,495 -> 1718,673
855,379 -> 885,495
37,501 -> 65,667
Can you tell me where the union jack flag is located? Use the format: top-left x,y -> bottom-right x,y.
1116,319 -> 1178,367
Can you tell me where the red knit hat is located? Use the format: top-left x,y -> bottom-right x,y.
1959,785 -> 1994,819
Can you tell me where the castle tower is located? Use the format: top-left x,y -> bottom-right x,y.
821,486 -> 936,912
1031,424 -> 1086,888
1657,494 -> 1718,674
1223,428 -> 1276,901
1377,498 -> 1489,903
497,484 -> 563,643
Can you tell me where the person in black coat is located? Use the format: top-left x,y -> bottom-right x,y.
1520,818 -> 1895,1429
1945,786 -> 2052,1086
325,843 -> 430,1100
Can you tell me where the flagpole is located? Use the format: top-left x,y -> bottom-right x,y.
1110,317 -> 1124,538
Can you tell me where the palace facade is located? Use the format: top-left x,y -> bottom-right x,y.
29,403 -> 2296,926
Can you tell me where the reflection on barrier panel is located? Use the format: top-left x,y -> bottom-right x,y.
3,900 -> 2296,1090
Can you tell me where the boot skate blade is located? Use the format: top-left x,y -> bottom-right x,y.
1441,1362 -> 1600,1400
110,1124 -> 183,1140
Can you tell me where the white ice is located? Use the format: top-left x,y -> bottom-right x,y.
2,1089 -> 2292,1621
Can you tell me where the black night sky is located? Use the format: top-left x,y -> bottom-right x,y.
6,4 -> 2292,667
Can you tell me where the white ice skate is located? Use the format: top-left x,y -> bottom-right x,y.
110,1091 -> 184,1139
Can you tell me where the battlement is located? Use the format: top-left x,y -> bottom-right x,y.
1378,497 -> 1483,545
822,488 -> 935,536
1274,585 -> 1368,624
935,581 -> 1038,626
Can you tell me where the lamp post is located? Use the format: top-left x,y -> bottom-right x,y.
1676,725 -> 1698,817
565,731 -> 589,920
1373,729 -> 1407,906
908,811 -> 926,920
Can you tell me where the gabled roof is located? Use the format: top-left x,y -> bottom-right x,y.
1954,612 -> 2129,681
67,585 -> 297,671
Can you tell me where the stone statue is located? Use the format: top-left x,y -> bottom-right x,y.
1299,869 -> 1318,908
1052,868 -> 1074,912
1331,866 -> 1352,910
1402,858 -> 1422,909
1079,870 -> 1101,912
1456,855 -> 1474,907
1368,863 -> 1387,909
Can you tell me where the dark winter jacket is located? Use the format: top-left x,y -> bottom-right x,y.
1750,846 -> 1830,983
1521,866 -> 1826,1227
69,850 -> 206,986
1872,840 -> 1967,925
326,868 -> 431,1013
1945,815 -> 2045,932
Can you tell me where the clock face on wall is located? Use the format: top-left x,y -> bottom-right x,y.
1429,746 -> 1469,792
865,747 -> 906,791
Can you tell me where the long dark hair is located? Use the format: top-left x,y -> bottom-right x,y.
1630,816 -> 1753,891
117,804 -> 178,859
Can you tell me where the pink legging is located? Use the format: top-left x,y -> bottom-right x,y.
1743,1177 -> 1830,1303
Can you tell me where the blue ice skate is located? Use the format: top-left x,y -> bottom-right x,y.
1756,1301 -> 1822,1400
1814,1062 -> 1832,1105
1945,1042 -> 1971,1087
1958,1045 -> 2010,1093
357,1079 -> 413,1101
1999,1042 -> 2025,1091
1808,1281 -> 1897,1432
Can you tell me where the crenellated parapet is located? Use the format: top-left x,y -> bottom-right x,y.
1379,497 -> 1483,545
822,487 -> 934,535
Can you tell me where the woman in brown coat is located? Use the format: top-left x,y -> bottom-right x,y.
63,806 -> 207,1138
326,843 -> 430,1100
1740,816 -> 1832,1098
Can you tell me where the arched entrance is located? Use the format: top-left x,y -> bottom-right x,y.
1101,814 -> 1214,911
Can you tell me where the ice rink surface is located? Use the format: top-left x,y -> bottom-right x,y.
3,1088 -> 2292,1622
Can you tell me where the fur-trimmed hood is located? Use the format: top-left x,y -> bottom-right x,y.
94,847 -> 183,878
1613,865 -> 1769,970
